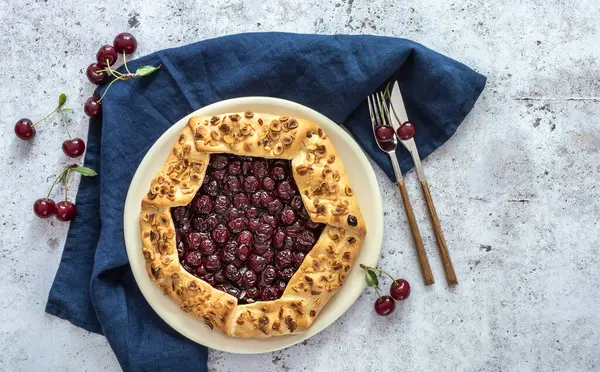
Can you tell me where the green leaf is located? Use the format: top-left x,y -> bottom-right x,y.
72,166 -> 97,177
365,269 -> 379,287
135,65 -> 160,76
61,108 -> 73,113
58,93 -> 67,107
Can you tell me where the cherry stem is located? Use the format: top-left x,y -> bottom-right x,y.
374,286 -> 381,298
123,52 -> 131,74
360,264 -> 397,285
64,167 -> 72,202
97,75 -> 124,103
33,107 -> 58,127
106,60 -> 123,78
60,108 -> 72,140
46,167 -> 69,200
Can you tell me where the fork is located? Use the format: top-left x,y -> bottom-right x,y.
368,92 -> 435,286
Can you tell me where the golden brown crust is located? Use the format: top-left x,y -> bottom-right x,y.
139,111 -> 366,338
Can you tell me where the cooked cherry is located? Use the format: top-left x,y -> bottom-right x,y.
191,216 -> 207,232
204,180 -> 220,196
199,238 -> 216,255
86,63 -> 109,85
236,230 -> 254,245
296,230 -> 317,251
290,195 -> 303,210
262,249 -> 275,263
195,266 -> 208,277
211,155 -> 228,169
226,286 -> 242,299
34,198 -> 56,218
204,254 -> 222,272
227,217 -> 247,233
281,208 -> 297,225
275,281 -> 287,295
261,265 -> 277,285
305,220 -> 322,230
259,192 -> 275,208
227,160 -> 241,175
237,244 -> 252,261
253,241 -> 270,254
278,268 -> 295,281
375,125 -> 395,142
292,252 -> 305,267
276,181 -> 294,199
248,255 -> 267,273
212,224 -> 230,243
242,175 -> 260,193
225,208 -> 244,222
283,236 -> 295,251
248,219 -> 260,233
205,215 -> 220,230
261,286 -> 279,301
113,32 -> 137,54
252,160 -> 268,177
184,251 -> 203,267
245,207 -> 260,219
261,214 -> 278,229
185,231 -> 202,249
255,223 -> 273,242
55,201 -> 77,221
202,273 -> 216,286
192,195 -> 212,214
397,121 -> 416,140
215,284 -> 227,292
390,279 -> 411,301
14,119 -> 36,140
275,249 -> 293,269
214,270 -> 227,284
262,176 -> 276,191
271,166 -> 286,181
286,221 -> 304,237
265,199 -> 283,213
225,264 -> 241,282
171,207 -> 187,224
213,195 -> 230,214
242,161 -> 253,175
96,45 -> 118,67
219,242 -> 237,263
242,270 -> 258,288
84,96 -> 102,118
246,287 -> 260,299
272,229 -> 286,249
232,193 -> 249,210
374,296 -> 396,316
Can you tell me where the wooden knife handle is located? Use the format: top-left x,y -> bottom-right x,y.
397,179 -> 435,286
420,180 -> 458,286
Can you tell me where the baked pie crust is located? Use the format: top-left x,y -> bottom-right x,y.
140,112 -> 366,338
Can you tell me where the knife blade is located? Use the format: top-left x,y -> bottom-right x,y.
389,82 -> 426,181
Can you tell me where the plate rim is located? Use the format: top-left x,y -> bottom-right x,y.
123,96 -> 383,354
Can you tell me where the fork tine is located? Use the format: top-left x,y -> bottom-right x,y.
378,92 -> 392,126
367,95 -> 376,128
375,93 -> 388,126
371,94 -> 382,126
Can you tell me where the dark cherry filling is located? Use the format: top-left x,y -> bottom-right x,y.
172,154 -> 325,304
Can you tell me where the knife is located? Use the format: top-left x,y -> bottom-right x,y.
389,82 -> 458,286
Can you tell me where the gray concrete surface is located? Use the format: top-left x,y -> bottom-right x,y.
1,0 -> 599,371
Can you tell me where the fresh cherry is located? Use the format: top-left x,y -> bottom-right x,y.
374,296 -> 396,316
96,45 -> 118,67
397,121 -> 416,140
33,198 -> 56,218
390,279 -> 410,301
86,63 -> 109,85
14,118 -> 36,140
62,138 -> 86,158
55,201 -> 77,221
113,33 -> 137,54
375,125 -> 395,142
84,96 -> 102,118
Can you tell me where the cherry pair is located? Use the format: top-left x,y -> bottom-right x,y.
374,121 -> 416,142
361,264 -> 411,316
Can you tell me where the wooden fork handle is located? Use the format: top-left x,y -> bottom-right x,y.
397,179 -> 435,286
420,180 -> 458,286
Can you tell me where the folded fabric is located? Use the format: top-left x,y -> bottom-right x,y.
46,32 -> 485,372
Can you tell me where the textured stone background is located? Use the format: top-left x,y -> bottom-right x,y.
1,0 -> 599,371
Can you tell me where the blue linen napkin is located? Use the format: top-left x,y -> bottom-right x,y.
46,32 -> 485,371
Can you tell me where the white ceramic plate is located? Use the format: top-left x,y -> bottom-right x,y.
123,97 -> 383,354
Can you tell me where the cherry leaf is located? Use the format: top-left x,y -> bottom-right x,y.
72,166 -> 97,177
365,269 -> 378,287
135,65 -> 160,76
58,93 -> 67,107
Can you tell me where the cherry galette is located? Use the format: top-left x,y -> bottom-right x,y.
140,112 -> 365,338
